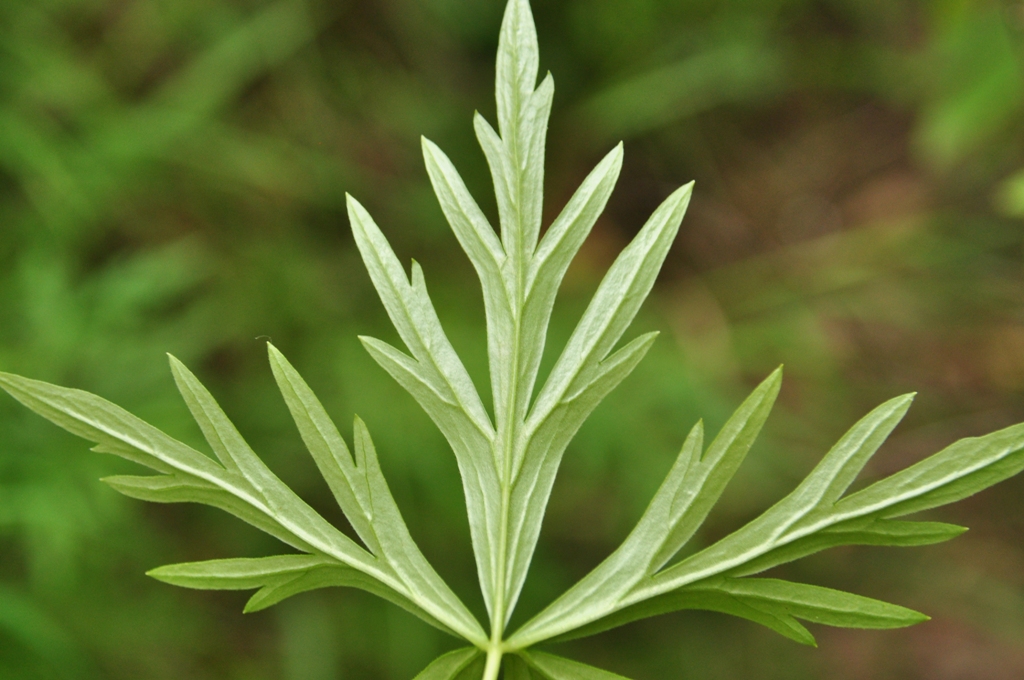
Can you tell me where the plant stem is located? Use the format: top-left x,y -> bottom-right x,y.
483,643 -> 503,680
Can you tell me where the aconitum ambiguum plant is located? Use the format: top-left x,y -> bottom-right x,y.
3,1 -> 1024,678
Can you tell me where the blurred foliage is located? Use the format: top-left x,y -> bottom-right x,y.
2,0 -> 1024,678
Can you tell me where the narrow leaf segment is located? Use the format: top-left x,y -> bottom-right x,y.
0,355 -> 487,647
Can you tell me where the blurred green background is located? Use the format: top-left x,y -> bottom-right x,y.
2,0 -> 1024,677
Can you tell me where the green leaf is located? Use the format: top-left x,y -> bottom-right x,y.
267,345 -> 487,644
494,0 -> 547,254
0,371 -> 359,562
421,136 -> 506,304
413,648 -> 485,680
499,182 -> 694,625
646,393 -> 914,584
515,143 -> 624,413
650,410 -> 1024,597
526,142 -> 623,316
0,371 -> 215,477
0,369 -> 480,643
473,112 -> 517,254
265,344 -> 379,552
836,421 -> 1024,520
239,564 -> 430,619
168,355 -> 355,558
10,2 -> 1024,676
549,579 -> 819,646
647,367 -> 782,570
147,555 -> 458,632
347,193 -> 504,620
807,394 -> 917,506
346,195 -> 493,439
522,387 -> 1022,648
422,133 -> 518,444
552,577 -> 925,647
101,474 -> 318,553
521,650 -> 633,680
528,182 -> 694,442
727,518 -> 967,578
495,0 -> 539,140
510,368 -> 780,647
714,578 -> 928,629
148,554 -> 333,590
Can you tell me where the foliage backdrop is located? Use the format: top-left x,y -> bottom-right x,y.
2,0 -> 1024,677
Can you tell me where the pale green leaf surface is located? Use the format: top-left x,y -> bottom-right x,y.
527,182 -> 694,446
148,554 -> 457,630
474,113 -> 517,255
511,369 -> 780,647
726,518 -> 966,578
0,372 -> 350,558
351,417 -> 487,641
0,370 -> 473,639
640,394 -> 914,586
548,580 -> 816,647
495,182 -> 692,625
89,440 -> 175,474
501,331 -> 659,624
266,344 -> 378,552
268,345 -> 486,643
421,136 -> 506,290
101,474 -> 317,552
148,555 -> 332,590
526,144 -> 623,303
515,74 -> 554,250
647,415 -> 1024,599
422,133 -> 518,440
347,194 -> 504,620
359,337 -> 458,414
240,564 -> 450,625
514,143 -> 623,418
347,194 -> 493,439
716,578 -> 927,629
809,394 -> 916,506
412,648 -> 484,680
355,338 -> 506,622
551,577 -> 924,647
0,372 -> 221,478
533,393 -> 1020,648
169,355 -> 241,474
495,0 -> 540,202
506,422 -> 704,649
167,356 -> 355,558
489,0 -> 551,348
835,421 -> 1024,520
473,0 -> 552,525
522,650 -> 633,680
648,366 -> 782,571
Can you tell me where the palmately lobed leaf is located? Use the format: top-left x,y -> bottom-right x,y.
267,344 -> 486,642
509,368 -> 780,648
5,1 -> 1024,678
549,576 -> 927,648
0,358 -> 489,647
510,370 -> 1024,652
